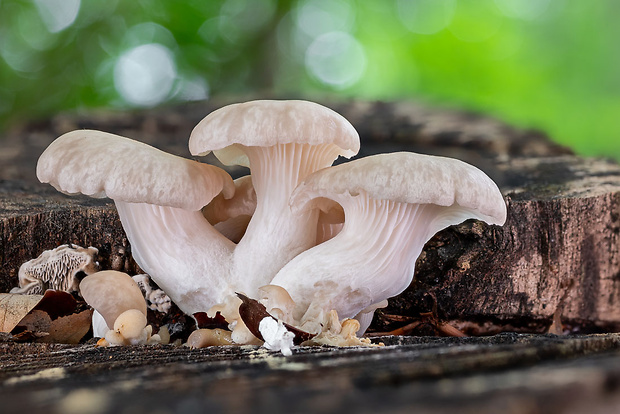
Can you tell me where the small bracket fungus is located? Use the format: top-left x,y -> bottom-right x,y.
11,244 -> 99,295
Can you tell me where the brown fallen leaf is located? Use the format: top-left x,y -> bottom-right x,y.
16,309 -> 52,332
40,309 -> 93,344
236,293 -> 315,345
11,310 -> 52,342
2,290 -> 91,344
33,290 -> 79,320
0,293 -> 44,333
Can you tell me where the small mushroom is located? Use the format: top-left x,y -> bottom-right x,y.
11,244 -> 99,295
79,270 -> 162,345
79,270 -> 147,329
189,100 -> 360,295
186,328 -> 234,348
267,152 -> 507,334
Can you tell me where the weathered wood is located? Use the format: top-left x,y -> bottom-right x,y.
3,100 -> 620,413
388,156 -> 620,334
1,100 -> 617,334
1,334 -> 620,413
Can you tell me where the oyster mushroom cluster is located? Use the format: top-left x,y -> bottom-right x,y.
37,100 -> 507,347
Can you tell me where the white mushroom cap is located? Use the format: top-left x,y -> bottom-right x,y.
292,152 -> 506,226
37,130 -> 234,211
37,130 -> 241,316
79,270 -> 147,329
189,100 -> 360,164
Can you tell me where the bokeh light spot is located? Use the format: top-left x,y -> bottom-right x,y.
280,0 -> 355,63
494,0 -> 552,21
396,0 -> 456,35
113,43 -> 177,107
174,76 -> 209,102
296,0 -> 355,38
305,31 -> 366,89
34,0 -> 81,33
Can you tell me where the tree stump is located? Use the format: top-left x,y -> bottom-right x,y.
1,100 -> 617,332
2,100 -> 620,413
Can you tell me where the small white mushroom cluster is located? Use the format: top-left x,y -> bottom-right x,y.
80,270 -> 167,346
36,100 -> 507,350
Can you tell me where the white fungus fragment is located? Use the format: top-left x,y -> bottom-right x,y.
258,317 -> 295,356
132,274 -> 172,314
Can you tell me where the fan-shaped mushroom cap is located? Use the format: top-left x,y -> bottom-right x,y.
189,100 -> 360,164
37,130 -> 234,210
79,270 -> 147,329
292,151 -> 507,226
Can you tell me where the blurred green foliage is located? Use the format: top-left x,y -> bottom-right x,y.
1,0 -> 618,158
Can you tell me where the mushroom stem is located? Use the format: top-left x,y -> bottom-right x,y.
115,201 -> 235,314
229,143 -> 342,295
270,193 -> 436,326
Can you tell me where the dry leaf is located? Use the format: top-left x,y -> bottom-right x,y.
0,293 -> 44,333
16,310 -> 52,333
40,309 -> 93,344
12,310 -> 52,342
1,290 -> 89,344
33,290 -> 78,319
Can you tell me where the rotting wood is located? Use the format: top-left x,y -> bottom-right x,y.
3,100 -> 620,413
1,100 -> 618,334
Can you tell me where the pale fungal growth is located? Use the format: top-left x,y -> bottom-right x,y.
304,311 -> 375,347
258,317 -> 295,356
132,274 -> 172,314
11,244 -> 99,295
36,100 -> 508,351
267,152 -> 507,335
206,295 -> 262,345
258,285 -> 296,322
79,270 -> 163,346
202,175 -> 256,243
37,130 -> 237,315
190,100 -> 360,295
186,328 -> 234,349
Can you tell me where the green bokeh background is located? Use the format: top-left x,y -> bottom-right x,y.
1,0 -> 618,159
